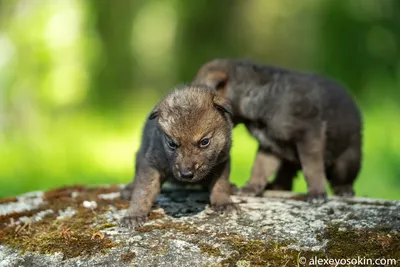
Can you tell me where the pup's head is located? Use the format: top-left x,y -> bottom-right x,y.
149,85 -> 233,183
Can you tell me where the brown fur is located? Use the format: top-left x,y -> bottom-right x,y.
120,85 -> 235,228
193,59 -> 363,201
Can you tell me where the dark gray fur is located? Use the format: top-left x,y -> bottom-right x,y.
193,59 -> 363,201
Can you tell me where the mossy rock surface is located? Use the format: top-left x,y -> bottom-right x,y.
0,185 -> 399,267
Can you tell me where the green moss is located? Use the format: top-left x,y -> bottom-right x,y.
347,213 -> 360,220
218,235 -> 302,266
150,241 -> 169,255
0,210 -> 118,259
213,233 -> 325,266
134,221 -> 309,266
343,199 -> 394,207
286,196 -> 396,207
216,224 -> 400,266
135,221 -> 205,235
0,185 -> 123,259
316,233 -> 323,242
1,206 -> 120,258
148,211 -> 165,220
95,222 -> 118,231
198,243 -> 222,257
215,232 -> 240,239
324,223 -> 400,258
120,251 -> 136,263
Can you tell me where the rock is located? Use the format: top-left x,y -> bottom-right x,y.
0,185 -> 399,267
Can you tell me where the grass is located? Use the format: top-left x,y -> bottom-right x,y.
0,101 -> 399,200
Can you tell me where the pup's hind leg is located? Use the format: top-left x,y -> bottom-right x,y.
296,123 -> 328,202
237,147 -> 280,196
327,145 -> 361,197
265,160 -> 300,191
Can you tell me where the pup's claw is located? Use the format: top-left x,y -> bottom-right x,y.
120,215 -> 148,228
211,203 -> 240,214
307,191 -> 327,205
332,185 -> 355,198
236,185 -> 264,197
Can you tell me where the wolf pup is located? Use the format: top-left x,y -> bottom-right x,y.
193,59 -> 362,201
120,85 -> 234,228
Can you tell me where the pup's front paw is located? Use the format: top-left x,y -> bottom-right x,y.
265,182 -> 292,191
211,203 -> 240,214
306,191 -> 327,205
332,185 -> 354,198
236,184 -> 264,197
120,215 -> 148,228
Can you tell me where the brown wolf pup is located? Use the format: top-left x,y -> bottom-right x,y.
120,85 -> 235,228
193,59 -> 362,201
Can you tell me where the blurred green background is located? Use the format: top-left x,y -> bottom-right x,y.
0,0 -> 399,199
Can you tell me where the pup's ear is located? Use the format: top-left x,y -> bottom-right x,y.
148,108 -> 159,120
194,70 -> 228,91
207,71 -> 228,91
213,95 -> 233,118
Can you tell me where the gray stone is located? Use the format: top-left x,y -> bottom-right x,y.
0,185 -> 399,267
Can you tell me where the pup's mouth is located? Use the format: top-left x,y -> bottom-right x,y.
177,178 -> 198,183
174,171 -> 206,183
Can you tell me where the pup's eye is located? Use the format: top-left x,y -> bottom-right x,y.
199,138 -> 211,148
167,140 -> 178,150
165,136 -> 178,150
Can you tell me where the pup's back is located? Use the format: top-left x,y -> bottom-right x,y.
194,58 -> 362,159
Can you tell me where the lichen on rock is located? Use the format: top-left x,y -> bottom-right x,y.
0,185 -> 399,267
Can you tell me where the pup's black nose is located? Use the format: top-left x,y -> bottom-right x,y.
179,168 -> 194,179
